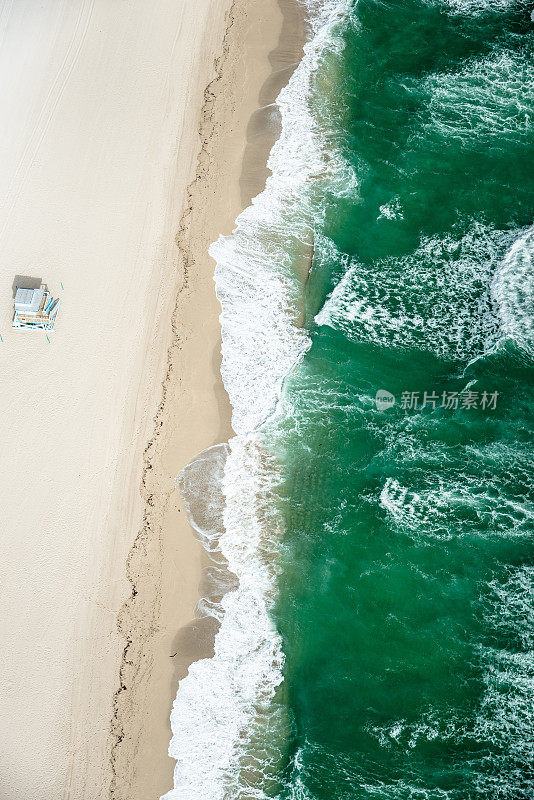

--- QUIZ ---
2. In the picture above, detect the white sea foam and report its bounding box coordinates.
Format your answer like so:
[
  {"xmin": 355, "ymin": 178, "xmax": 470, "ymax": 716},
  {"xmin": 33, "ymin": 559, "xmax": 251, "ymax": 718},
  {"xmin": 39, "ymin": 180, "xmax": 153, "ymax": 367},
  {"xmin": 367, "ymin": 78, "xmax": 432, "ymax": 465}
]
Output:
[
  {"xmin": 436, "ymin": 0, "xmax": 530, "ymax": 16},
  {"xmin": 380, "ymin": 450, "xmax": 534, "ymax": 542},
  {"xmin": 491, "ymin": 225, "xmax": 534, "ymax": 358},
  {"xmin": 473, "ymin": 566, "xmax": 534, "ymax": 798},
  {"xmin": 376, "ymin": 428, "xmax": 533, "ymax": 542},
  {"xmin": 315, "ymin": 224, "xmax": 512, "ymax": 362},
  {"xmin": 380, "ymin": 474, "xmax": 534, "ymax": 540},
  {"xmin": 418, "ymin": 50, "xmax": 534, "ymax": 147},
  {"xmin": 162, "ymin": 2, "xmax": 353, "ymax": 798},
  {"xmin": 377, "ymin": 197, "xmax": 403, "ymax": 221},
  {"xmin": 314, "ymin": 49, "xmax": 534, "ymax": 363},
  {"xmin": 163, "ymin": 438, "xmax": 286, "ymax": 800}
]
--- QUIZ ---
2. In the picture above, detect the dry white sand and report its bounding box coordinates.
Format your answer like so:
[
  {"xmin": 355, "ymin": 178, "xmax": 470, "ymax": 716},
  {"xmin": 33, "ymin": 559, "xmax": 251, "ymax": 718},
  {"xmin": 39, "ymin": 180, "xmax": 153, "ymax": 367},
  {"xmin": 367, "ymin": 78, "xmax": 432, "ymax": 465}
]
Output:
[{"xmin": 0, "ymin": 1, "xmax": 232, "ymax": 798}]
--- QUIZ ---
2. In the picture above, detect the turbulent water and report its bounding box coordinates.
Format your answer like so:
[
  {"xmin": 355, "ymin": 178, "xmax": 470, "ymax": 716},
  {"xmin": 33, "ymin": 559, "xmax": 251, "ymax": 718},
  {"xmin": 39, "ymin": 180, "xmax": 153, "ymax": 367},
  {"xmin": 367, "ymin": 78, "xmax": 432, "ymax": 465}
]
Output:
[{"xmin": 163, "ymin": 1, "xmax": 534, "ymax": 798}]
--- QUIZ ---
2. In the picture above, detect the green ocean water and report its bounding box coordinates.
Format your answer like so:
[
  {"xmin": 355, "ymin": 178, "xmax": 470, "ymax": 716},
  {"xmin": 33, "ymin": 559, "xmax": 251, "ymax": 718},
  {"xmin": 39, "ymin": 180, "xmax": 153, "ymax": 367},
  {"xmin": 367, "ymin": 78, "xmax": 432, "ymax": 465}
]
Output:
[{"xmin": 268, "ymin": 1, "xmax": 534, "ymax": 797}]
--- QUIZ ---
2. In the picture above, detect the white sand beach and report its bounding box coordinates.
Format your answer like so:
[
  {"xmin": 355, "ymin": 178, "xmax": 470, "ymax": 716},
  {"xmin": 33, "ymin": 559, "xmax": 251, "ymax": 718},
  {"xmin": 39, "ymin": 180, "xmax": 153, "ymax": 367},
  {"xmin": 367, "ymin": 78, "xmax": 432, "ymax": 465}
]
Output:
[
  {"xmin": 0, "ymin": 0, "xmax": 303, "ymax": 796},
  {"xmin": 0, "ymin": 1, "xmax": 233, "ymax": 797}
]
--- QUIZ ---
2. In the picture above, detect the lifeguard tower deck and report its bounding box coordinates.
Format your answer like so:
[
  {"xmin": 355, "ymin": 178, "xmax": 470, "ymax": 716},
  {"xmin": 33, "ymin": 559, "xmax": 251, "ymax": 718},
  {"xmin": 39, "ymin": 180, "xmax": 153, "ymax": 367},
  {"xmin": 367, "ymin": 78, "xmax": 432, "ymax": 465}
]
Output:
[{"xmin": 12, "ymin": 286, "xmax": 60, "ymax": 330}]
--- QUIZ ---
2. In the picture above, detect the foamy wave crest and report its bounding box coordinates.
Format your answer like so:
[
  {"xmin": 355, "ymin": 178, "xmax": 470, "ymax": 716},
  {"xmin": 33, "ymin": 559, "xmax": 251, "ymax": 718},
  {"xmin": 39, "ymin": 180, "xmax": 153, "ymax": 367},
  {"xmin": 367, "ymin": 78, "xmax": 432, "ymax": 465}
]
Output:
[
  {"xmin": 473, "ymin": 566, "xmax": 534, "ymax": 798},
  {"xmin": 164, "ymin": 439, "xmax": 287, "ymax": 800},
  {"xmin": 436, "ymin": 0, "xmax": 530, "ymax": 16},
  {"xmin": 482, "ymin": 566, "xmax": 534, "ymax": 651},
  {"xmin": 491, "ymin": 225, "xmax": 534, "ymax": 358},
  {"xmin": 418, "ymin": 50, "xmax": 534, "ymax": 147},
  {"xmin": 376, "ymin": 433, "xmax": 533, "ymax": 542},
  {"xmin": 366, "ymin": 710, "xmax": 465, "ymax": 752},
  {"xmin": 163, "ymin": 1, "xmax": 353, "ymax": 797},
  {"xmin": 380, "ymin": 475, "xmax": 534, "ymax": 540},
  {"xmin": 315, "ymin": 224, "xmax": 513, "ymax": 362}
]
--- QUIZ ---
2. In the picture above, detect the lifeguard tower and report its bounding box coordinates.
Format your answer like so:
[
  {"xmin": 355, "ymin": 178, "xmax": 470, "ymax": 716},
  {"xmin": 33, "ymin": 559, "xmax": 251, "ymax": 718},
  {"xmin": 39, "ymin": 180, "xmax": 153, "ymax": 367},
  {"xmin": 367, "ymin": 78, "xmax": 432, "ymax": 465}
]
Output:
[{"xmin": 12, "ymin": 286, "xmax": 60, "ymax": 330}]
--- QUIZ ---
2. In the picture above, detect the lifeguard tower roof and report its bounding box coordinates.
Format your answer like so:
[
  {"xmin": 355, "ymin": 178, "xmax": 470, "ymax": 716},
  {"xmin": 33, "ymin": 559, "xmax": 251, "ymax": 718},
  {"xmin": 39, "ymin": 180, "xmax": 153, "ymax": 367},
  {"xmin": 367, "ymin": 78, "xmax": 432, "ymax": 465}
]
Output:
[{"xmin": 14, "ymin": 288, "xmax": 45, "ymax": 313}]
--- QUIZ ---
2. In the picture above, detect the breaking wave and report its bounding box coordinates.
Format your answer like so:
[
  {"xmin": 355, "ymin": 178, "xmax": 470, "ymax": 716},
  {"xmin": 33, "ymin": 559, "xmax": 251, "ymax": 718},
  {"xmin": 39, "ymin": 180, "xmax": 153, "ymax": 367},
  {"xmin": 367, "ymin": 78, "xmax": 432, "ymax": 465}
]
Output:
[
  {"xmin": 315, "ymin": 224, "xmax": 514, "ymax": 362},
  {"xmin": 418, "ymin": 50, "xmax": 534, "ymax": 148},
  {"xmin": 492, "ymin": 225, "xmax": 534, "ymax": 357}
]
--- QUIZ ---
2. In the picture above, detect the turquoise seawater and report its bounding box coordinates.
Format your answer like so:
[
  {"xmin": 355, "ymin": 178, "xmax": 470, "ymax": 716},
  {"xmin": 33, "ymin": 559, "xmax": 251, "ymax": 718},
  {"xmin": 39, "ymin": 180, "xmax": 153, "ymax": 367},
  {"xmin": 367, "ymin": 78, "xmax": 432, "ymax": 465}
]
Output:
[{"xmin": 268, "ymin": 1, "xmax": 534, "ymax": 797}]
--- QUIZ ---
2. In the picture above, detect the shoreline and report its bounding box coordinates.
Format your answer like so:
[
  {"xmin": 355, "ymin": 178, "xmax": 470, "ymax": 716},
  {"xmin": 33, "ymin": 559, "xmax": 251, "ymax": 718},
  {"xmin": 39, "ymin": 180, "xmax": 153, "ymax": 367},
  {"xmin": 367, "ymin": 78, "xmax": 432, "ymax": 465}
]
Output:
[{"xmin": 110, "ymin": 1, "xmax": 306, "ymax": 798}]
